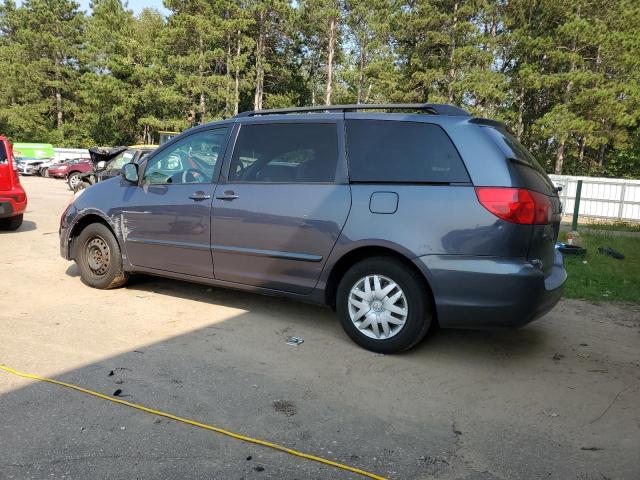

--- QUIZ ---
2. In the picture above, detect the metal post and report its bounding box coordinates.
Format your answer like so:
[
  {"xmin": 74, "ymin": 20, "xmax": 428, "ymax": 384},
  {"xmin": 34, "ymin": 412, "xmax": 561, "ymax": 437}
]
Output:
[
  {"xmin": 571, "ymin": 180, "xmax": 582, "ymax": 231},
  {"xmin": 618, "ymin": 183, "xmax": 627, "ymax": 219}
]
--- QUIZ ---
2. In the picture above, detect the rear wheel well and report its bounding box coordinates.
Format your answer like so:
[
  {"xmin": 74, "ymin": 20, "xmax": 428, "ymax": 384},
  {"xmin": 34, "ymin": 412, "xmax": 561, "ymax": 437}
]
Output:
[
  {"xmin": 69, "ymin": 214, "xmax": 117, "ymax": 259},
  {"xmin": 325, "ymin": 246, "xmax": 434, "ymax": 310}
]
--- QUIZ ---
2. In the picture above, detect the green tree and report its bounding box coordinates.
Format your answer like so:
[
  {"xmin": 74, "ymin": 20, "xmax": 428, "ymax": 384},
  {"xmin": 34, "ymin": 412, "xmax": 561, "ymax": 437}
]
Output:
[{"xmin": 0, "ymin": 0, "xmax": 84, "ymax": 144}]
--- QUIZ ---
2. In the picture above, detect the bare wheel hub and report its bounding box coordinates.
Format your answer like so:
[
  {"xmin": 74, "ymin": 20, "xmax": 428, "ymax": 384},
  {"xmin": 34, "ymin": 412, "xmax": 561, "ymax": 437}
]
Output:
[{"xmin": 85, "ymin": 236, "xmax": 110, "ymax": 276}]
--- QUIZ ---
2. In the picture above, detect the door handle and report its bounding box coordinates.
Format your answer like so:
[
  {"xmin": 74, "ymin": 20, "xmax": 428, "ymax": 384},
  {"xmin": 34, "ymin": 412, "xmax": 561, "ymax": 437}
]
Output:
[
  {"xmin": 216, "ymin": 190, "xmax": 239, "ymax": 201},
  {"xmin": 189, "ymin": 192, "xmax": 211, "ymax": 201}
]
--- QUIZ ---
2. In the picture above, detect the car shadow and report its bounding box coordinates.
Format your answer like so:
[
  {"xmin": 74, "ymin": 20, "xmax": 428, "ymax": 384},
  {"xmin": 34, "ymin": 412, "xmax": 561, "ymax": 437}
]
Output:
[
  {"xmin": 0, "ymin": 279, "xmax": 574, "ymax": 480},
  {"xmin": 0, "ymin": 219, "xmax": 37, "ymax": 233},
  {"xmin": 121, "ymin": 273, "xmax": 548, "ymax": 362},
  {"xmin": 63, "ymin": 263, "xmax": 549, "ymax": 362}
]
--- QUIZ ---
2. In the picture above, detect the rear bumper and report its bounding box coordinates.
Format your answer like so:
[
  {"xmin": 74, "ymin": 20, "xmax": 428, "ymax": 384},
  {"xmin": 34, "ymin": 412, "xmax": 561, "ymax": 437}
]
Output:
[
  {"xmin": 0, "ymin": 191, "xmax": 27, "ymax": 219},
  {"xmin": 414, "ymin": 250, "xmax": 566, "ymax": 329}
]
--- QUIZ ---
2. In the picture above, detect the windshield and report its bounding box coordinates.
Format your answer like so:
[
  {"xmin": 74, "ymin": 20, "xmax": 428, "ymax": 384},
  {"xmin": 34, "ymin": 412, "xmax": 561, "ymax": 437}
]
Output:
[{"xmin": 106, "ymin": 151, "xmax": 135, "ymax": 171}]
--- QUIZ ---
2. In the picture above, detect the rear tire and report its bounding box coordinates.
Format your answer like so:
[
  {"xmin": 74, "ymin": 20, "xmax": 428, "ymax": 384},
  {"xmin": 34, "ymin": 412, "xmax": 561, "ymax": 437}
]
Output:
[
  {"xmin": 75, "ymin": 223, "xmax": 128, "ymax": 289},
  {"xmin": 0, "ymin": 214, "xmax": 23, "ymax": 231},
  {"xmin": 336, "ymin": 257, "xmax": 432, "ymax": 353}
]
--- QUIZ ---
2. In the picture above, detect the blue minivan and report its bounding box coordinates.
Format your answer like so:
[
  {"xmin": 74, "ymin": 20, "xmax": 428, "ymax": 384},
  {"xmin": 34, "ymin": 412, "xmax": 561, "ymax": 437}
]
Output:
[{"xmin": 59, "ymin": 104, "xmax": 566, "ymax": 353}]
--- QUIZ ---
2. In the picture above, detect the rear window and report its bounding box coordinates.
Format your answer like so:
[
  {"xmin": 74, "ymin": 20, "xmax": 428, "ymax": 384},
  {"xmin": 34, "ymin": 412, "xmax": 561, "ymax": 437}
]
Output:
[
  {"xmin": 483, "ymin": 127, "xmax": 547, "ymax": 175},
  {"xmin": 0, "ymin": 142, "xmax": 6, "ymax": 163},
  {"xmin": 483, "ymin": 126, "xmax": 556, "ymax": 194},
  {"xmin": 345, "ymin": 120, "xmax": 469, "ymax": 183}
]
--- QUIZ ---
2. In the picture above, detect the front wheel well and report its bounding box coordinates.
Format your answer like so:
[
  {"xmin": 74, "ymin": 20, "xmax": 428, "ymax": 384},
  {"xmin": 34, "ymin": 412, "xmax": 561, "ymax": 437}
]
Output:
[
  {"xmin": 324, "ymin": 246, "xmax": 434, "ymax": 311},
  {"xmin": 69, "ymin": 214, "xmax": 117, "ymax": 259}
]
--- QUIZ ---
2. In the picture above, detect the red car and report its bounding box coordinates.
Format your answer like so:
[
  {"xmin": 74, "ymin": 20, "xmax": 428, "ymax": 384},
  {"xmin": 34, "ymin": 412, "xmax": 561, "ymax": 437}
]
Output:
[
  {"xmin": 49, "ymin": 158, "xmax": 92, "ymax": 182},
  {"xmin": 0, "ymin": 136, "xmax": 27, "ymax": 230}
]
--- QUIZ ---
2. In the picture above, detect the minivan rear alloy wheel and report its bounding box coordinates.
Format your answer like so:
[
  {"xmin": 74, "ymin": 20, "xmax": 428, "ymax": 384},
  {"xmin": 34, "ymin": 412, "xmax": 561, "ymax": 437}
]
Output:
[
  {"xmin": 337, "ymin": 257, "xmax": 432, "ymax": 353},
  {"xmin": 76, "ymin": 223, "xmax": 128, "ymax": 289}
]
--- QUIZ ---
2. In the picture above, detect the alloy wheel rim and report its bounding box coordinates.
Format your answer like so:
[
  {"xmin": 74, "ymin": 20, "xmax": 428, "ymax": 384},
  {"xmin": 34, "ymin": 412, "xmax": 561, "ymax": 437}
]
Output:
[
  {"xmin": 85, "ymin": 236, "xmax": 110, "ymax": 276},
  {"xmin": 69, "ymin": 174, "xmax": 80, "ymax": 188},
  {"xmin": 348, "ymin": 274, "xmax": 408, "ymax": 340}
]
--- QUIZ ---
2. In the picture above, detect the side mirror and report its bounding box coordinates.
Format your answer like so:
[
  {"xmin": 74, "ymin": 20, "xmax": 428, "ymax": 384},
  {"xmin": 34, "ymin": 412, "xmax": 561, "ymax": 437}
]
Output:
[
  {"xmin": 122, "ymin": 163, "xmax": 139, "ymax": 183},
  {"xmin": 96, "ymin": 161, "xmax": 106, "ymax": 170}
]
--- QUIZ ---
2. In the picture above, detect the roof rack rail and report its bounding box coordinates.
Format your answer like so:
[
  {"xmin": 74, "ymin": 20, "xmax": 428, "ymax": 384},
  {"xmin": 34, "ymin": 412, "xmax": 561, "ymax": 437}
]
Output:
[{"xmin": 234, "ymin": 103, "xmax": 471, "ymax": 118}]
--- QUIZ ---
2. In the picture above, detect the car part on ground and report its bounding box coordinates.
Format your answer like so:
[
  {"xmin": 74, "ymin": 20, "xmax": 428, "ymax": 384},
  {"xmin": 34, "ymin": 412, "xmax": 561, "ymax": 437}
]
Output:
[
  {"xmin": 59, "ymin": 103, "xmax": 566, "ymax": 353},
  {"xmin": 598, "ymin": 246, "xmax": 625, "ymax": 260},
  {"xmin": 556, "ymin": 243, "xmax": 587, "ymax": 255}
]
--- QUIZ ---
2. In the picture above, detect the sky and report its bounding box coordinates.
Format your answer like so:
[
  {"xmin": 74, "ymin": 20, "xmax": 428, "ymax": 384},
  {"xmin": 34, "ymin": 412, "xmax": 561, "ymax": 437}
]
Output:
[{"xmin": 76, "ymin": 0, "xmax": 170, "ymax": 16}]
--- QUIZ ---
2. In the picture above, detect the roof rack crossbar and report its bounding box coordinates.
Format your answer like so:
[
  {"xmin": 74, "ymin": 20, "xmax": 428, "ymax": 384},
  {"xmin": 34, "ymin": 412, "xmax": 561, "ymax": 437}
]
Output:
[{"xmin": 234, "ymin": 103, "xmax": 470, "ymax": 118}]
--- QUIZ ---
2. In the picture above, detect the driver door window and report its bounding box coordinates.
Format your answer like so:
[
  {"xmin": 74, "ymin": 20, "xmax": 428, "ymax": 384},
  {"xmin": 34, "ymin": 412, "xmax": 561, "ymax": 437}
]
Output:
[{"xmin": 143, "ymin": 128, "xmax": 229, "ymax": 184}]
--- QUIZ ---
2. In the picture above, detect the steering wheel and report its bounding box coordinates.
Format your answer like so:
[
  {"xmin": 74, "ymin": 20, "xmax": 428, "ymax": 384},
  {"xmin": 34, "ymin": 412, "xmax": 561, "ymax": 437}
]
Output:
[{"xmin": 181, "ymin": 168, "xmax": 208, "ymax": 183}]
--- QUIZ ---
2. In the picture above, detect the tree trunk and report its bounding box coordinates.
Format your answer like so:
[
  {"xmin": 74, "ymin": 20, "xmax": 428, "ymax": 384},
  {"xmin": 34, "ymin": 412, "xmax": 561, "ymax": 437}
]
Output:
[
  {"xmin": 198, "ymin": 35, "xmax": 205, "ymax": 123},
  {"xmin": 225, "ymin": 33, "xmax": 231, "ymax": 116},
  {"xmin": 597, "ymin": 143, "xmax": 606, "ymax": 166},
  {"xmin": 234, "ymin": 31, "xmax": 241, "ymax": 116},
  {"xmin": 364, "ymin": 83, "xmax": 373, "ymax": 103},
  {"xmin": 254, "ymin": 9, "xmax": 266, "ymax": 111},
  {"xmin": 555, "ymin": 137, "xmax": 566, "ymax": 174},
  {"xmin": 55, "ymin": 90, "xmax": 63, "ymax": 128},
  {"xmin": 516, "ymin": 85, "xmax": 525, "ymax": 141},
  {"xmin": 199, "ymin": 92, "xmax": 206, "ymax": 124},
  {"xmin": 325, "ymin": 17, "xmax": 337, "ymax": 106},
  {"xmin": 357, "ymin": 46, "xmax": 365, "ymax": 104},
  {"xmin": 447, "ymin": 2, "xmax": 459, "ymax": 104},
  {"xmin": 555, "ymin": 18, "xmax": 579, "ymax": 175}
]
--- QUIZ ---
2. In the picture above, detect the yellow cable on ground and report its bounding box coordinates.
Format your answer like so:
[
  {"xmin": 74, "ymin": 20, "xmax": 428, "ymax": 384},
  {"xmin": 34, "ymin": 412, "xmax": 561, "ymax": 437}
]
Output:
[{"xmin": 0, "ymin": 364, "xmax": 386, "ymax": 480}]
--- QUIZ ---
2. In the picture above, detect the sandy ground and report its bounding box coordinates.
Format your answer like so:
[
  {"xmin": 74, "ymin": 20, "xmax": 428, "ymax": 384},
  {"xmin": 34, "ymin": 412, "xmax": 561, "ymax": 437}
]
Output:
[{"xmin": 0, "ymin": 176, "xmax": 639, "ymax": 480}]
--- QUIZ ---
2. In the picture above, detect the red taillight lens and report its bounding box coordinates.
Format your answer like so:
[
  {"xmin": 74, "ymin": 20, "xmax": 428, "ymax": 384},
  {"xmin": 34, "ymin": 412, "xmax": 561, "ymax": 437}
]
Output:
[{"xmin": 475, "ymin": 187, "xmax": 550, "ymax": 225}]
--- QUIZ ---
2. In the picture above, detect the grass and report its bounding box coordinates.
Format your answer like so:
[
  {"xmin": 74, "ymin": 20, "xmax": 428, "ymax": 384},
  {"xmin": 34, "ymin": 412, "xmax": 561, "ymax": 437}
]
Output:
[
  {"xmin": 561, "ymin": 220, "xmax": 640, "ymax": 233},
  {"xmin": 562, "ymin": 230, "xmax": 640, "ymax": 303},
  {"xmin": 580, "ymin": 221, "xmax": 640, "ymax": 233}
]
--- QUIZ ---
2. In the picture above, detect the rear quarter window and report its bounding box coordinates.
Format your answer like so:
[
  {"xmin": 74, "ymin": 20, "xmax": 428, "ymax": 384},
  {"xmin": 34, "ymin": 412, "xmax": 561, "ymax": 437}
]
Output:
[
  {"xmin": 345, "ymin": 120, "xmax": 469, "ymax": 183},
  {"xmin": 0, "ymin": 142, "xmax": 7, "ymax": 163},
  {"xmin": 482, "ymin": 126, "xmax": 556, "ymax": 195}
]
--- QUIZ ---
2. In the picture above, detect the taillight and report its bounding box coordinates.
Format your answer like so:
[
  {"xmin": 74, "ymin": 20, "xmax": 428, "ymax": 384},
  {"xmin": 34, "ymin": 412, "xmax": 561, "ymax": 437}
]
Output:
[
  {"xmin": 475, "ymin": 187, "xmax": 550, "ymax": 225},
  {"xmin": 12, "ymin": 164, "xmax": 21, "ymax": 185}
]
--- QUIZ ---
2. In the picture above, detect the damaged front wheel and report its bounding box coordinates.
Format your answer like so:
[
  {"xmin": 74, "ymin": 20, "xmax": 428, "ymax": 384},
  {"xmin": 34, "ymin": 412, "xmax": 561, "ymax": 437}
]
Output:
[{"xmin": 76, "ymin": 223, "xmax": 128, "ymax": 289}]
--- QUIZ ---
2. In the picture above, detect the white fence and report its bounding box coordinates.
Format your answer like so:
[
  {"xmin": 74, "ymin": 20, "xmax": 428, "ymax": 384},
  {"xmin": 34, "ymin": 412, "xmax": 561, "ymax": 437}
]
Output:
[
  {"xmin": 54, "ymin": 148, "xmax": 89, "ymax": 162},
  {"xmin": 549, "ymin": 175, "xmax": 640, "ymax": 221}
]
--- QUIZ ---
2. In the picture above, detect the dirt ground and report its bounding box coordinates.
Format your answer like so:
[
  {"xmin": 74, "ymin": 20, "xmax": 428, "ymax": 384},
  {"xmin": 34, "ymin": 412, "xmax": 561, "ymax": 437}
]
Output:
[{"xmin": 1, "ymin": 176, "xmax": 639, "ymax": 480}]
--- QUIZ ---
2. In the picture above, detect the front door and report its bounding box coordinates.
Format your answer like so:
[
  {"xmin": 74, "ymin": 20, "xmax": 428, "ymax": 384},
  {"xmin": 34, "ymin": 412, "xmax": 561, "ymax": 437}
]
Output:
[
  {"xmin": 121, "ymin": 127, "xmax": 230, "ymax": 277},
  {"xmin": 212, "ymin": 120, "xmax": 350, "ymax": 294}
]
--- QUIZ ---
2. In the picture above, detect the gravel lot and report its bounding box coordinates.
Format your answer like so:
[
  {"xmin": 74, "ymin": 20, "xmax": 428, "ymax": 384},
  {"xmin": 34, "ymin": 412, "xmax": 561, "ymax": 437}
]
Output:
[{"xmin": 1, "ymin": 176, "xmax": 639, "ymax": 480}]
